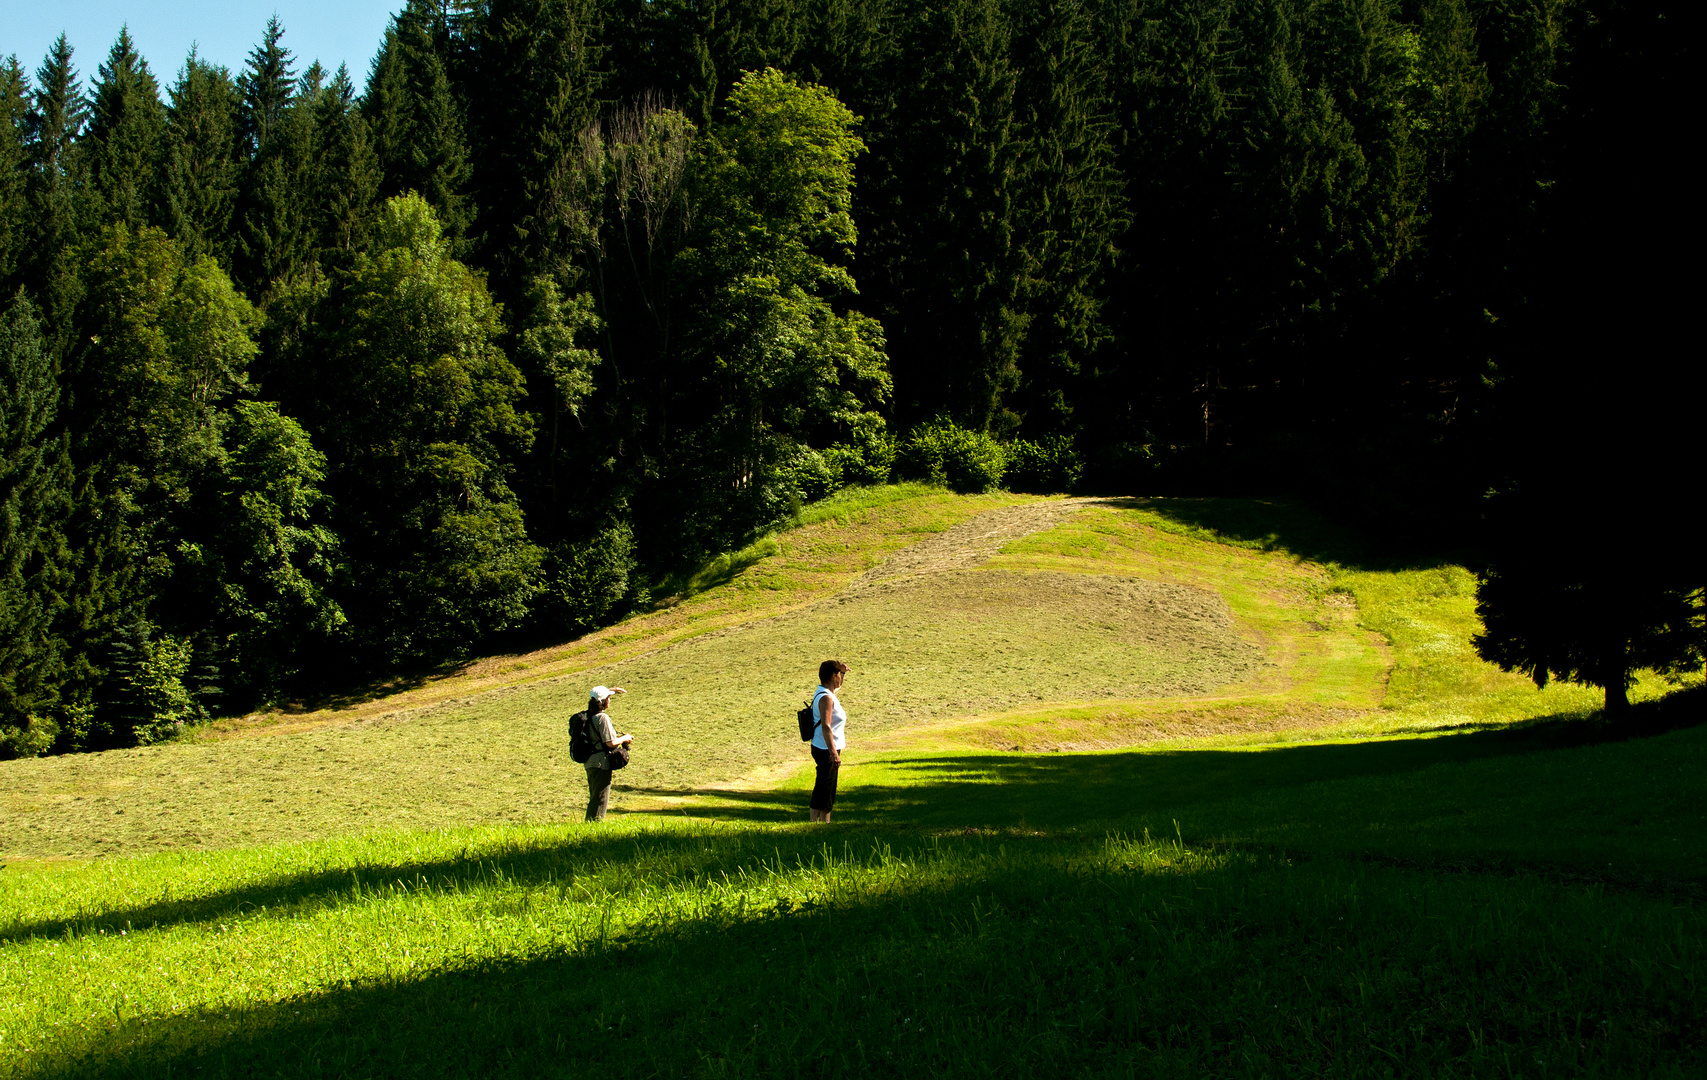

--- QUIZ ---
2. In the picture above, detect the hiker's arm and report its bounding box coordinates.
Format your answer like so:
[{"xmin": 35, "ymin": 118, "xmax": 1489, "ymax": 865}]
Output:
[
  {"xmin": 601, "ymin": 689, "xmax": 631, "ymax": 748},
  {"xmin": 819, "ymin": 695, "xmax": 839, "ymax": 763}
]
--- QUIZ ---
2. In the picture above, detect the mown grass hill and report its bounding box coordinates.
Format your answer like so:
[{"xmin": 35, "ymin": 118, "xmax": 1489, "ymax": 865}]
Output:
[{"xmin": 2, "ymin": 489, "xmax": 1701, "ymax": 1078}]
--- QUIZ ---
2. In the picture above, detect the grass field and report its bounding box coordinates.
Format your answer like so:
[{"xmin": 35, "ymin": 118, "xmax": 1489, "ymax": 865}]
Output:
[{"xmin": 1, "ymin": 489, "xmax": 1701, "ymax": 1077}]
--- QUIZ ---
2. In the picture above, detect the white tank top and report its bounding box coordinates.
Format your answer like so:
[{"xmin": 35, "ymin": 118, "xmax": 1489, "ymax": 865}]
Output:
[{"xmin": 810, "ymin": 686, "xmax": 846, "ymax": 750}]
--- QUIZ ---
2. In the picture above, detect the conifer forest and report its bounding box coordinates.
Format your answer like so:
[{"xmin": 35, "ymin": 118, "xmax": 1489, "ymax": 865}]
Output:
[{"xmin": 0, "ymin": 0, "xmax": 1698, "ymax": 754}]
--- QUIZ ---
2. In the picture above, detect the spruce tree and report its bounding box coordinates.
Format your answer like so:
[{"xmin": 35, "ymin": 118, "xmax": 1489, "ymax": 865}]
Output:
[
  {"xmin": 470, "ymin": 0, "xmax": 604, "ymax": 288},
  {"xmin": 1008, "ymin": 0, "xmax": 1126, "ymax": 436},
  {"xmin": 1208, "ymin": 0, "xmax": 1421, "ymax": 455},
  {"xmin": 1087, "ymin": 0, "xmax": 1237, "ymax": 453},
  {"xmin": 159, "ymin": 52, "xmax": 242, "ymax": 267},
  {"xmin": 56, "ymin": 226, "xmax": 187, "ymax": 742},
  {"xmin": 1472, "ymin": 0, "xmax": 1701, "ymax": 717},
  {"xmin": 677, "ymin": 0, "xmax": 808, "ymax": 127},
  {"xmin": 400, "ymin": 2, "xmax": 475, "ymax": 240},
  {"xmin": 875, "ymin": 0, "xmax": 1026, "ymax": 431},
  {"xmin": 22, "ymin": 36, "xmax": 89, "ymax": 344},
  {"xmin": 363, "ymin": 5, "xmax": 475, "ymax": 244},
  {"xmin": 1224, "ymin": 1, "xmax": 1346, "ymax": 357},
  {"xmin": 236, "ymin": 17, "xmax": 295, "ymax": 157},
  {"xmin": 406, "ymin": 49, "xmax": 473, "ymax": 242},
  {"xmin": 232, "ymin": 19, "xmax": 313, "ymax": 297},
  {"xmin": 361, "ymin": 30, "xmax": 412, "ymax": 190},
  {"xmin": 1474, "ymin": 533, "xmax": 1705, "ymax": 718},
  {"xmin": 0, "ymin": 58, "xmax": 29, "ymax": 293},
  {"xmin": 0, "ymin": 295, "xmax": 71, "ymax": 750},
  {"xmin": 794, "ymin": 0, "xmax": 899, "ymax": 96},
  {"xmin": 84, "ymin": 27, "xmax": 166, "ymax": 231},
  {"xmin": 309, "ymin": 65, "xmax": 380, "ymax": 262},
  {"xmin": 1413, "ymin": 0, "xmax": 1488, "ymax": 187}
]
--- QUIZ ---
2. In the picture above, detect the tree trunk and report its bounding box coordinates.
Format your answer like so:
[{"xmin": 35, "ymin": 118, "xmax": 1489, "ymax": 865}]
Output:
[
  {"xmin": 1604, "ymin": 677, "xmax": 1630, "ymax": 717},
  {"xmin": 1603, "ymin": 633, "xmax": 1631, "ymax": 718}
]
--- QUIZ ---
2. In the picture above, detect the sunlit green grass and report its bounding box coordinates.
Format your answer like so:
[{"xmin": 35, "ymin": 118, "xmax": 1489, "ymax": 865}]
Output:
[
  {"xmin": 2, "ymin": 493, "xmax": 1703, "ymax": 1077},
  {"xmin": 872, "ymin": 497, "xmax": 1649, "ymax": 767},
  {"xmin": 2, "ymin": 783, "xmax": 1701, "ymax": 1078},
  {"xmin": 672, "ymin": 485, "xmax": 965, "ymax": 597},
  {"xmin": 737, "ymin": 705, "xmax": 1707, "ymax": 883}
]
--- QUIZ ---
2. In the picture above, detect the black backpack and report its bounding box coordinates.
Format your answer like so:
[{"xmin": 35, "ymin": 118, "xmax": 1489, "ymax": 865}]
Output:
[
  {"xmin": 569, "ymin": 711, "xmax": 596, "ymax": 762},
  {"xmin": 797, "ymin": 699, "xmax": 816, "ymax": 741}
]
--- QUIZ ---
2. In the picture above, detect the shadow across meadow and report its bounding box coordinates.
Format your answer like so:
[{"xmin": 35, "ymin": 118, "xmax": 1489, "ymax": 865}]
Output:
[
  {"xmin": 1129, "ymin": 496, "xmax": 1375, "ymax": 567},
  {"xmin": 0, "ymin": 825, "xmax": 827, "ymax": 946},
  {"xmin": 0, "ymin": 720, "xmax": 1556, "ymax": 944},
  {"xmin": 682, "ymin": 705, "xmax": 1680, "ymax": 826},
  {"xmin": 672, "ymin": 694, "xmax": 1707, "ymax": 886},
  {"xmin": 19, "ymin": 835, "xmax": 1692, "ymax": 1080},
  {"xmin": 10, "ymin": 693, "xmax": 1699, "ymax": 947},
  {"xmin": 16, "ymin": 843, "xmax": 1266, "ymax": 1080}
]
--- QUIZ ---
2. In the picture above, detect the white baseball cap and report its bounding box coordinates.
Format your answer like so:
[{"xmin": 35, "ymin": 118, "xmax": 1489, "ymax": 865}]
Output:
[{"xmin": 590, "ymin": 686, "xmax": 614, "ymax": 702}]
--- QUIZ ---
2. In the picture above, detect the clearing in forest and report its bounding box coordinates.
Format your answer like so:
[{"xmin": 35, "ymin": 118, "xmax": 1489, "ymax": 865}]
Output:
[{"xmin": 0, "ymin": 488, "xmax": 1640, "ymax": 856}]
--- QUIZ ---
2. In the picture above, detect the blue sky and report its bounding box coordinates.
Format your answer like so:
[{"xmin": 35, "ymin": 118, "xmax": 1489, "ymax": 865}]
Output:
[{"xmin": 1, "ymin": 2, "xmax": 405, "ymax": 85}]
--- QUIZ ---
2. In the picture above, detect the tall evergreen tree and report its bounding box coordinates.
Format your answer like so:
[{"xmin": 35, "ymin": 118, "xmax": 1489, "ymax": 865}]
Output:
[
  {"xmin": 232, "ymin": 20, "xmax": 314, "ymax": 297},
  {"xmin": 1008, "ymin": 0, "xmax": 1126, "ymax": 436},
  {"xmin": 795, "ymin": 0, "xmax": 901, "ymax": 95},
  {"xmin": 404, "ymin": 47, "xmax": 473, "ymax": 241},
  {"xmin": 234, "ymin": 129, "xmax": 315, "ymax": 297},
  {"xmin": 1472, "ymin": 0, "xmax": 1701, "ymax": 716},
  {"xmin": 357, "ymin": 5, "xmax": 477, "ymax": 250},
  {"xmin": 872, "ymin": 0, "xmax": 1026, "ymax": 430},
  {"xmin": 0, "ymin": 58, "xmax": 29, "ymax": 293},
  {"xmin": 1384, "ymin": 0, "xmax": 1548, "ymax": 483},
  {"xmin": 470, "ymin": 0, "xmax": 604, "ymax": 289},
  {"xmin": 309, "ymin": 65, "xmax": 381, "ymax": 262},
  {"xmin": 0, "ymin": 295, "xmax": 71, "ymax": 753},
  {"xmin": 361, "ymin": 30, "xmax": 412, "ymax": 188},
  {"xmin": 1090, "ymin": 0, "xmax": 1237, "ymax": 453},
  {"xmin": 22, "ymin": 35, "xmax": 89, "ymax": 343},
  {"xmin": 84, "ymin": 27, "xmax": 165, "ymax": 231},
  {"xmin": 1413, "ymin": 0, "xmax": 1488, "ymax": 188},
  {"xmin": 371, "ymin": 3, "xmax": 476, "ymax": 242},
  {"xmin": 55, "ymin": 225, "xmax": 182, "ymax": 744},
  {"xmin": 158, "ymin": 52, "xmax": 242, "ymax": 267},
  {"xmin": 682, "ymin": 0, "xmax": 809, "ymax": 127},
  {"xmin": 237, "ymin": 17, "xmax": 296, "ymax": 157}
]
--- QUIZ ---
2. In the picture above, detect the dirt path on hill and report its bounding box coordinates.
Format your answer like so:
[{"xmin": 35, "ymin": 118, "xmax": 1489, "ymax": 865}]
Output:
[
  {"xmin": 849, "ymin": 496, "xmax": 1118, "ymax": 589},
  {"xmin": 648, "ymin": 496, "xmax": 1125, "ymax": 659}
]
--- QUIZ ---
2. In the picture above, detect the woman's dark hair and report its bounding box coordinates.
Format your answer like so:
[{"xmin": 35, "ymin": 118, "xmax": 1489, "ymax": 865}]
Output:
[
  {"xmin": 819, "ymin": 660, "xmax": 848, "ymax": 685},
  {"xmin": 588, "ymin": 693, "xmax": 607, "ymax": 715}
]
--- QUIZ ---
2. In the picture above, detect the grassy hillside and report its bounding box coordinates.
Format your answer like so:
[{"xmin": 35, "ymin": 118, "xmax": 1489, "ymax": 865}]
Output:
[
  {"xmin": 4, "ymin": 490, "xmax": 1647, "ymax": 857},
  {"xmin": 1, "ymin": 489, "xmax": 1701, "ymax": 1077}
]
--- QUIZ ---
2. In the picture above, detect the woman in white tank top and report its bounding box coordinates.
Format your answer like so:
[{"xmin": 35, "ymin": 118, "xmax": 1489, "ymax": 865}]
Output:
[{"xmin": 810, "ymin": 660, "xmax": 849, "ymax": 822}]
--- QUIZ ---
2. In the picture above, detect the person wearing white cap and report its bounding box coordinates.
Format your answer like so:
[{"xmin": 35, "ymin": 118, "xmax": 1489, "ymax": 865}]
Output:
[{"xmin": 584, "ymin": 685, "xmax": 631, "ymax": 821}]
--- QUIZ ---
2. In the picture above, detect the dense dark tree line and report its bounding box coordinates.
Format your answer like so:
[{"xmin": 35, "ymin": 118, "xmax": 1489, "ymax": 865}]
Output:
[{"xmin": 0, "ymin": 0, "xmax": 1696, "ymax": 751}]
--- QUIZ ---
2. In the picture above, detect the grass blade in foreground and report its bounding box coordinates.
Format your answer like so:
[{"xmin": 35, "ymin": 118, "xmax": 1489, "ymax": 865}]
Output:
[{"xmin": 2, "ymin": 821, "xmax": 1700, "ymax": 1078}]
